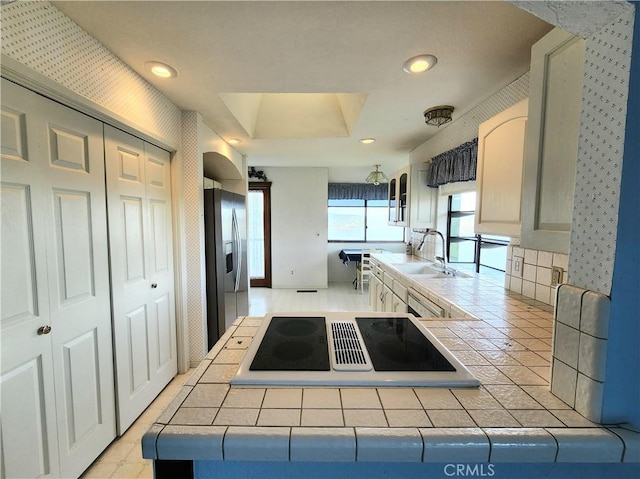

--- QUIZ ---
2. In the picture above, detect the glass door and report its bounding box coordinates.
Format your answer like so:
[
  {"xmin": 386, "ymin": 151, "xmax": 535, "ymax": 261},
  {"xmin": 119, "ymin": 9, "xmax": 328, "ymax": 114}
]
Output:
[{"xmin": 248, "ymin": 182, "xmax": 272, "ymax": 287}]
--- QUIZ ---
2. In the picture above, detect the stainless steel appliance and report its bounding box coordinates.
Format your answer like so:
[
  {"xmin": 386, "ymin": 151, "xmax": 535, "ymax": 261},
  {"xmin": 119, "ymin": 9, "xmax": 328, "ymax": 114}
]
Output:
[
  {"xmin": 204, "ymin": 188, "xmax": 248, "ymax": 349},
  {"xmin": 232, "ymin": 312, "xmax": 478, "ymax": 387}
]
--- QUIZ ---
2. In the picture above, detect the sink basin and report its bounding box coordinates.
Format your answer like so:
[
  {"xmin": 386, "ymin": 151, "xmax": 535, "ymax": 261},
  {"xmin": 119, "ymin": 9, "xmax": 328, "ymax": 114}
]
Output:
[
  {"xmin": 390, "ymin": 263, "xmax": 444, "ymax": 275},
  {"xmin": 390, "ymin": 263, "xmax": 469, "ymax": 278}
]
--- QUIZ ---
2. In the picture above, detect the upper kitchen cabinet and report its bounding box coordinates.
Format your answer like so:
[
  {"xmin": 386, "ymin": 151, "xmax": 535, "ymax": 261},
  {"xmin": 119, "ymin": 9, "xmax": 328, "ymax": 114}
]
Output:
[
  {"xmin": 521, "ymin": 28, "xmax": 585, "ymax": 253},
  {"xmin": 388, "ymin": 165, "xmax": 410, "ymax": 226},
  {"xmin": 409, "ymin": 163, "xmax": 437, "ymax": 229},
  {"xmin": 475, "ymin": 98, "xmax": 529, "ymax": 237}
]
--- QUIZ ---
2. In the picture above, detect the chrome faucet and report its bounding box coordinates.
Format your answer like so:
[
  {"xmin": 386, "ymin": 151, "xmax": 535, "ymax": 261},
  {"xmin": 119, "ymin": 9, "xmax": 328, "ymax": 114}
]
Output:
[{"xmin": 418, "ymin": 229, "xmax": 456, "ymax": 276}]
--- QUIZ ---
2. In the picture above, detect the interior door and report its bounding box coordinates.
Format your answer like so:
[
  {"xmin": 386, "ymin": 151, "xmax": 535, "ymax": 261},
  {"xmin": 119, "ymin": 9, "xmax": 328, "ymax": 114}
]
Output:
[
  {"xmin": 248, "ymin": 182, "xmax": 272, "ymax": 288},
  {"xmin": 105, "ymin": 125, "xmax": 177, "ymax": 434},
  {"xmin": 1, "ymin": 80, "xmax": 61, "ymax": 478},
  {"xmin": 1, "ymin": 79, "xmax": 116, "ymax": 478}
]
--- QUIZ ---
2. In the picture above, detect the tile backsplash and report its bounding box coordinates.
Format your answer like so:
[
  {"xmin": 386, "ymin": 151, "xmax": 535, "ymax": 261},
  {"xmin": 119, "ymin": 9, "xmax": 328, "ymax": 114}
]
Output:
[
  {"xmin": 409, "ymin": 232, "xmax": 568, "ymax": 308},
  {"xmin": 505, "ymin": 244, "xmax": 569, "ymax": 307}
]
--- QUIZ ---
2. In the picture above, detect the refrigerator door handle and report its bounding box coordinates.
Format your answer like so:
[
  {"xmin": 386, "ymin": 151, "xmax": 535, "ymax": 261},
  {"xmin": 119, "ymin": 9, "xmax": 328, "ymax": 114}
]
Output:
[{"xmin": 232, "ymin": 208, "xmax": 241, "ymax": 293}]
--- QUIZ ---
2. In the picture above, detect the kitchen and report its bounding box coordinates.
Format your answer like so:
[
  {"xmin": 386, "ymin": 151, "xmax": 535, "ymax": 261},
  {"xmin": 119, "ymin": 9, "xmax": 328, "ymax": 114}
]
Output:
[{"xmin": 1, "ymin": 1, "xmax": 639, "ymax": 478}]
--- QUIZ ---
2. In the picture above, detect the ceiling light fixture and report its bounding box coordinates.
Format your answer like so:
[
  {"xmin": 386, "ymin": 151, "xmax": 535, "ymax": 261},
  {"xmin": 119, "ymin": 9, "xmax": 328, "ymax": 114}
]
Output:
[
  {"xmin": 402, "ymin": 54, "xmax": 438, "ymax": 74},
  {"xmin": 365, "ymin": 164, "xmax": 389, "ymax": 186},
  {"xmin": 144, "ymin": 61, "xmax": 178, "ymax": 78},
  {"xmin": 359, "ymin": 138, "xmax": 376, "ymax": 144},
  {"xmin": 227, "ymin": 138, "xmax": 242, "ymax": 145},
  {"xmin": 424, "ymin": 105, "xmax": 454, "ymax": 127}
]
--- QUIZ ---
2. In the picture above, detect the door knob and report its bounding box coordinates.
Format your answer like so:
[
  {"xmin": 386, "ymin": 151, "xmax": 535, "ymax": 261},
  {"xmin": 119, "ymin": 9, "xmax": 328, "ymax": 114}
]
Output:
[
  {"xmin": 37, "ymin": 325, "xmax": 52, "ymax": 335},
  {"xmin": 151, "ymin": 283, "xmax": 158, "ymax": 289}
]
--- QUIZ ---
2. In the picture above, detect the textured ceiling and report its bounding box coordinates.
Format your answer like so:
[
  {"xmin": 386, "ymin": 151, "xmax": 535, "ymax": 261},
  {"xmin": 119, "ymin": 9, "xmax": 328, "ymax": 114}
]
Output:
[{"xmin": 53, "ymin": 1, "xmax": 553, "ymax": 170}]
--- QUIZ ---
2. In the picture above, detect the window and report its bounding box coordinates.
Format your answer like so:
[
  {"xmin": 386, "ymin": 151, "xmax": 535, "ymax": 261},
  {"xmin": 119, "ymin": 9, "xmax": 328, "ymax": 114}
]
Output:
[
  {"xmin": 328, "ymin": 199, "xmax": 404, "ymax": 242},
  {"xmin": 447, "ymin": 192, "xmax": 509, "ymax": 272}
]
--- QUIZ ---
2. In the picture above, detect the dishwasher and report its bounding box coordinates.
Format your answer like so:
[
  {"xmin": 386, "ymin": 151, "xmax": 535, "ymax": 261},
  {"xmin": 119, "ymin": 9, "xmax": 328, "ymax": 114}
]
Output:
[{"xmin": 407, "ymin": 289, "xmax": 445, "ymax": 318}]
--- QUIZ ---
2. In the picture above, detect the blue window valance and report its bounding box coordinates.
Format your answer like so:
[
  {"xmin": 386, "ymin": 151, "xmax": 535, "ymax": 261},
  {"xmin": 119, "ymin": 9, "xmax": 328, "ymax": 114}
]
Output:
[
  {"xmin": 427, "ymin": 138, "xmax": 478, "ymax": 188},
  {"xmin": 328, "ymin": 183, "xmax": 388, "ymax": 200}
]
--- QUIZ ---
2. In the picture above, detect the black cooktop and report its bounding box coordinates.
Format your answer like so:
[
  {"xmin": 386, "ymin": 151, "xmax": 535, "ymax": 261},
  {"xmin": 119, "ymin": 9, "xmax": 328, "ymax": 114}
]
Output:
[
  {"xmin": 356, "ymin": 317, "xmax": 456, "ymax": 372},
  {"xmin": 249, "ymin": 315, "xmax": 456, "ymax": 373},
  {"xmin": 250, "ymin": 316, "xmax": 330, "ymax": 371}
]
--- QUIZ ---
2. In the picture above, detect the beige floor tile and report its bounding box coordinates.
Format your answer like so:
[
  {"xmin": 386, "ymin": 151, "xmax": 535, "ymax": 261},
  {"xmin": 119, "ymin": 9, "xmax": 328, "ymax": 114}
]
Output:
[{"xmin": 110, "ymin": 460, "xmax": 147, "ymax": 479}]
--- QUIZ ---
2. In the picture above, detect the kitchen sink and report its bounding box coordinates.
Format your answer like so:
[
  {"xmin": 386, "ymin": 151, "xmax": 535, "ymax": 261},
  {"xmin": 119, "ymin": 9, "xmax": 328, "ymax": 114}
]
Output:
[
  {"xmin": 389, "ymin": 262, "xmax": 469, "ymax": 278},
  {"xmin": 390, "ymin": 263, "xmax": 448, "ymax": 276}
]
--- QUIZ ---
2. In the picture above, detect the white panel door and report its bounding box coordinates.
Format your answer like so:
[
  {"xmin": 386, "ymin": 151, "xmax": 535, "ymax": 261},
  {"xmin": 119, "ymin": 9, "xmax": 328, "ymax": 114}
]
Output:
[
  {"xmin": 105, "ymin": 125, "xmax": 177, "ymax": 434},
  {"xmin": 1, "ymin": 79, "xmax": 116, "ymax": 478},
  {"xmin": 1, "ymin": 86, "xmax": 60, "ymax": 478}
]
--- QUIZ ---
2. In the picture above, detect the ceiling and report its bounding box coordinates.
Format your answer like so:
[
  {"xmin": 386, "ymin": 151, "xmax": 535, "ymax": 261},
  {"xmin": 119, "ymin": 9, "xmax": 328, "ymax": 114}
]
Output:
[{"xmin": 53, "ymin": 1, "xmax": 552, "ymax": 172}]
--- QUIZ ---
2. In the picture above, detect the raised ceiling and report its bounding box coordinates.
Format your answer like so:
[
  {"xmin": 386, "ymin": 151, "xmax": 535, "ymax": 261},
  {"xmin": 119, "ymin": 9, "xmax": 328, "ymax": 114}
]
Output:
[{"xmin": 53, "ymin": 1, "xmax": 552, "ymax": 170}]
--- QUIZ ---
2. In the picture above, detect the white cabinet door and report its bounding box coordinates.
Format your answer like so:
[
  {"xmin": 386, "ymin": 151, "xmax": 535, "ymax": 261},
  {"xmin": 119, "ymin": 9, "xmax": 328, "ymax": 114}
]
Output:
[
  {"xmin": 410, "ymin": 164, "xmax": 437, "ymax": 229},
  {"xmin": 387, "ymin": 166, "xmax": 411, "ymax": 226},
  {"xmin": 105, "ymin": 125, "xmax": 177, "ymax": 434},
  {"xmin": 369, "ymin": 274, "xmax": 380, "ymax": 311},
  {"xmin": 521, "ymin": 28, "xmax": 585, "ymax": 253},
  {"xmin": 1, "ymin": 79, "xmax": 116, "ymax": 478},
  {"xmin": 475, "ymin": 98, "xmax": 528, "ymax": 237}
]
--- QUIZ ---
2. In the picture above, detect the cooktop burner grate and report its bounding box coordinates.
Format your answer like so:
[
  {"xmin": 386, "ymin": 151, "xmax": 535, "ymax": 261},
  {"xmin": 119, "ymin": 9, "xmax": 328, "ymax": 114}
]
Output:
[{"xmin": 330, "ymin": 321, "xmax": 371, "ymax": 371}]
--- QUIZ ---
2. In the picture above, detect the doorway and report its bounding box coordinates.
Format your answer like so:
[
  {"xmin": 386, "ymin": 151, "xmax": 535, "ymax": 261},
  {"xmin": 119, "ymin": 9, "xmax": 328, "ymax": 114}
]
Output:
[{"xmin": 248, "ymin": 182, "xmax": 272, "ymax": 287}]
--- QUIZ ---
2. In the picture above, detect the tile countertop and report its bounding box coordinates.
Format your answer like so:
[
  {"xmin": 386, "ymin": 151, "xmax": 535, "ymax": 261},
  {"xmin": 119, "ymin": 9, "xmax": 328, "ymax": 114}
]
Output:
[{"xmin": 142, "ymin": 254, "xmax": 640, "ymax": 465}]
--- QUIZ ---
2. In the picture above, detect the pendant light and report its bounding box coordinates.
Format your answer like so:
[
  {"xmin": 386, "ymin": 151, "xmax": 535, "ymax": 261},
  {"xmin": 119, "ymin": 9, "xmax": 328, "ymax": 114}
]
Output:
[{"xmin": 365, "ymin": 165, "xmax": 389, "ymax": 186}]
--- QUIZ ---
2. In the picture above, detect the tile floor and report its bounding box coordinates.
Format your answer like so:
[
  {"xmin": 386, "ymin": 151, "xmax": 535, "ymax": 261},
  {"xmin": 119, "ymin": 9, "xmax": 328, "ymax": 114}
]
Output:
[
  {"xmin": 80, "ymin": 369, "xmax": 194, "ymax": 478},
  {"xmin": 80, "ymin": 282, "xmax": 370, "ymax": 478}
]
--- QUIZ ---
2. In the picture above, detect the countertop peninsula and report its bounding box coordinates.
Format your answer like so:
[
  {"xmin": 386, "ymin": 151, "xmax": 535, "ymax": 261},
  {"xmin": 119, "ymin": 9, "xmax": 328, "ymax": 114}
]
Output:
[{"xmin": 142, "ymin": 254, "xmax": 639, "ymax": 477}]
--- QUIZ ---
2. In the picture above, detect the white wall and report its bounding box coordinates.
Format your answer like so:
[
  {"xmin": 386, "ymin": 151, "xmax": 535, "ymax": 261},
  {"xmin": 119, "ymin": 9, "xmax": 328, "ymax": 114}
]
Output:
[{"xmin": 263, "ymin": 167, "xmax": 329, "ymax": 289}]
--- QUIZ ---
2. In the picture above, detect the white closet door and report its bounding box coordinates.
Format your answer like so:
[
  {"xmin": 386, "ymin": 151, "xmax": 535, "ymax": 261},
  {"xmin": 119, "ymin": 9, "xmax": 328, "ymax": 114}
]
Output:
[
  {"xmin": 1, "ymin": 81, "xmax": 61, "ymax": 478},
  {"xmin": 1, "ymin": 79, "xmax": 116, "ymax": 478},
  {"xmin": 105, "ymin": 125, "xmax": 177, "ymax": 434}
]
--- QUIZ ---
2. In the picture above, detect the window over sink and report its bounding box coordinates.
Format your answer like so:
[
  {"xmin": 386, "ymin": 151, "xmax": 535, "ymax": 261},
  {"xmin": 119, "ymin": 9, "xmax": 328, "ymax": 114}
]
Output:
[{"xmin": 447, "ymin": 192, "xmax": 509, "ymax": 273}]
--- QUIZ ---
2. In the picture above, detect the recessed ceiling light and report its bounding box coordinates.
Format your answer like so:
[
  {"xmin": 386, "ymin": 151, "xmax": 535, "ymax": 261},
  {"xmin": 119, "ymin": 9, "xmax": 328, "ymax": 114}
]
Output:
[
  {"xmin": 402, "ymin": 54, "xmax": 438, "ymax": 74},
  {"xmin": 227, "ymin": 138, "xmax": 242, "ymax": 145},
  {"xmin": 359, "ymin": 138, "xmax": 376, "ymax": 144},
  {"xmin": 144, "ymin": 61, "xmax": 178, "ymax": 78}
]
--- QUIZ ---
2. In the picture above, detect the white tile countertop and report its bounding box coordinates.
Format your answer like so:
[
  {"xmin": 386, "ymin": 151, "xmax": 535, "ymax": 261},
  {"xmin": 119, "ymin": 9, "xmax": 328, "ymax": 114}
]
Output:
[{"xmin": 142, "ymin": 254, "xmax": 640, "ymax": 468}]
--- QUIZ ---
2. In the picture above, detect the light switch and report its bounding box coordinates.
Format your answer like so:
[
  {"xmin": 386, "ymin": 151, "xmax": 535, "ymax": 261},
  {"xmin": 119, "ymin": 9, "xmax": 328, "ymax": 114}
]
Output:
[
  {"xmin": 513, "ymin": 257, "xmax": 523, "ymax": 277},
  {"xmin": 551, "ymin": 266, "xmax": 564, "ymax": 286}
]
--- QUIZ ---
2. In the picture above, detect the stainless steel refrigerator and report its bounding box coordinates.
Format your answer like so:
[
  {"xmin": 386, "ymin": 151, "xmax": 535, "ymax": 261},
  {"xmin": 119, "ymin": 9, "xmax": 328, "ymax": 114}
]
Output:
[{"xmin": 204, "ymin": 188, "xmax": 249, "ymax": 350}]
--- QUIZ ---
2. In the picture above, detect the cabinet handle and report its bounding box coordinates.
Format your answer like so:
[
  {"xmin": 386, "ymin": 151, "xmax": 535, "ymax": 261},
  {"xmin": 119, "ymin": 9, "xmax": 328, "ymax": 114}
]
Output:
[
  {"xmin": 37, "ymin": 325, "xmax": 52, "ymax": 335},
  {"xmin": 151, "ymin": 283, "xmax": 158, "ymax": 289}
]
